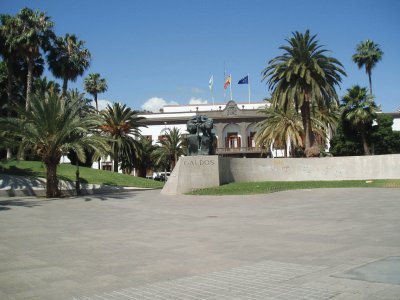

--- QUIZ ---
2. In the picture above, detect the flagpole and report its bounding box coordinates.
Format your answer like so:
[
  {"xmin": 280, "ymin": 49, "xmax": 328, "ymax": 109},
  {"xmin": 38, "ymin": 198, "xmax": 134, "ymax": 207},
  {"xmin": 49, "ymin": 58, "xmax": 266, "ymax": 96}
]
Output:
[
  {"xmin": 229, "ymin": 74, "xmax": 233, "ymax": 101},
  {"xmin": 224, "ymin": 62, "xmax": 226, "ymax": 101},
  {"xmin": 209, "ymin": 75, "xmax": 214, "ymax": 106},
  {"xmin": 248, "ymin": 73, "xmax": 251, "ymax": 104}
]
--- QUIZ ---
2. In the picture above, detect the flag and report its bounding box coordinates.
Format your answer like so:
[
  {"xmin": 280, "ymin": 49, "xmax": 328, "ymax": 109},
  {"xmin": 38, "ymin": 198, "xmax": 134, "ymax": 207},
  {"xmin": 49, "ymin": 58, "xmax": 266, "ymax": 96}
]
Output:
[
  {"xmin": 209, "ymin": 75, "xmax": 214, "ymax": 91},
  {"xmin": 238, "ymin": 75, "xmax": 248, "ymax": 84},
  {"xmin": 224, "ymin": 75, "xmax": 231, "ymax": 90}
]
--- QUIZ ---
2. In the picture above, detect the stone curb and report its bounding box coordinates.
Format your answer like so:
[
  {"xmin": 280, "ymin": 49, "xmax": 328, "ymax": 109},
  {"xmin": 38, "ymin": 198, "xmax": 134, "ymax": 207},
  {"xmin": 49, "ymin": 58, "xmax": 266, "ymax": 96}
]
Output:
[{"xmin": 0, "ymin": 174, "xmax": 157, "ymax": 197}]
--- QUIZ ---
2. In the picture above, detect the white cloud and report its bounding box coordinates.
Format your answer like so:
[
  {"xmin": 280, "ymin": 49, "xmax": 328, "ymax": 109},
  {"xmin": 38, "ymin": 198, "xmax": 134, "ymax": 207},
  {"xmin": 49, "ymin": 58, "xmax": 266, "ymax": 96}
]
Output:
[
  {"xmin": 191, "ymin": 87, "xmax": 205, "ymax": 94},
  {"xmin": 97, "ymin": 99, "xmax": 113, "ymax": 111},
  {"xmin": 189, "ymin": 97, "xmax": 208, "ymax": 105},
  {"xmin": 141, "ymin": 97, "xmax": 179, "ymax": 112}
]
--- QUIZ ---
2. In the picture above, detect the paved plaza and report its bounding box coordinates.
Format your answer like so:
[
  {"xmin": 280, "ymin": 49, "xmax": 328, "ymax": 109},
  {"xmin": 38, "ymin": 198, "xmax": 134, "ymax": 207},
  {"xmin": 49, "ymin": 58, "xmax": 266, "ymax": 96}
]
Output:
[{"xmin": 0, "ymin": 188, "xmax": 400, "ymax": 299}]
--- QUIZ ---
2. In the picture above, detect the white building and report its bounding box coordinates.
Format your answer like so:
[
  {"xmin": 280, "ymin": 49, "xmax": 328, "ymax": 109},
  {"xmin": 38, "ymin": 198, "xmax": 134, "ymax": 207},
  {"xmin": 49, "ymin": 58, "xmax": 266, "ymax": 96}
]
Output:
[
  {"xmin": 92, "ymin": 101, "xmax": 400, "ymax": 173},
  {"xmin": 139, "ymin": 100, "xmax": 272, "ymax": 158}
]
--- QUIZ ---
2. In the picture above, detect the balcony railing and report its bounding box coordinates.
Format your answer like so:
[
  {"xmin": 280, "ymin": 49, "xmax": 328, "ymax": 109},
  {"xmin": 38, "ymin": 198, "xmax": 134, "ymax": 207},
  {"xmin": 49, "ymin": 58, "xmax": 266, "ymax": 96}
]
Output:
[{"xmin": 216, "ymin": 147, "xmax": 263, "ymax": 154}]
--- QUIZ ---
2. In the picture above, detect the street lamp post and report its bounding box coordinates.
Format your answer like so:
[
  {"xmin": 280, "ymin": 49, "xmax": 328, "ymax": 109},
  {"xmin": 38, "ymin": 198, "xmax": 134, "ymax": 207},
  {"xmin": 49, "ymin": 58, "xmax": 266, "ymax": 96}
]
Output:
[
  {"xmin": 164, "ymin": 122, "xmax": 167, "ymax": 183},
  {"xmin": 75, "ymin": 158, "xmax": 81, "ymax": 195}
]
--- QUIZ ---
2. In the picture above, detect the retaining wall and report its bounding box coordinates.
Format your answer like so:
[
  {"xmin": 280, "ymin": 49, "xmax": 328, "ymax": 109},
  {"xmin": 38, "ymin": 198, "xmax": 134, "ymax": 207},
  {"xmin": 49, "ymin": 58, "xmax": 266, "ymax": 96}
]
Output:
[
  {"xmin": 162, "ymin": 154, "xmax": 400, "ymax": 194},
  {"xmin": 220, "ymin": 154, "xmax": 400, "ymax": 182}
]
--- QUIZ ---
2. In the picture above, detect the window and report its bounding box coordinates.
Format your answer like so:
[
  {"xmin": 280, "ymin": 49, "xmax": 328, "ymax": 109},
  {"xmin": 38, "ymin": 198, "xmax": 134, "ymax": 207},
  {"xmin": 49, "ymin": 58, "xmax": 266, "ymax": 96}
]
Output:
[
  {"xmin": 248, "ymin": 132, "xmax": 256, "ymax": 148},
  {"xmin": 225, "ymin": 132, "xmax": 241, "ymax": 148}
]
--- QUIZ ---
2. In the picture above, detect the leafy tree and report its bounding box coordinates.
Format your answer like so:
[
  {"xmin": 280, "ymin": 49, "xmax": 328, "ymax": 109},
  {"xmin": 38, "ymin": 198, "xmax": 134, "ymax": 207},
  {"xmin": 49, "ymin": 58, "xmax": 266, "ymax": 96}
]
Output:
[
  {"xmin": 153, "ymin": 127, "xmax": 186, "ymax": 170},
  {"xmin": 0, "ymin": 90, "xmax": 109, "ymax": 197},
  {"xmin": 342, "ymin": 85, "xmax": 379, "ymax": 155},
  {"xmin": 255, "ymin": 105, "xmax": 303, "ymax": 157},
  {"xmin": 352, "ymin": 40, "xmax": 383, "ymax": 95},
  {"xmin": 131, "ymin": 137, "xmax": 159, "ymax": 177},
  {"xmin": 262, "ymin": 30, "xmax": 346, "ymax": 156},
  {"xmin": 12, "ymin": 7, "xmax": 54, "ymax": 111},
  {"xmin": 47, "ymin": 33, "xmax": 91, "ymax": 97},
  {"xmin": 84, "ymin": 73, "xmax": 107, "ymax": 111},
  {"xmin": 100, "ymin": 103, "xmax": 144, "ymax": 172},
  {"xmin": 329, "ymin": 121, "xmax": 364, "ymax": 156},
  {"xmin": 33, "ymin": 76, "xmax": 60, "ymax": 95},
  {"xmin": 371, "ymin": 114, "xmax": 400, "ymax": 154}
]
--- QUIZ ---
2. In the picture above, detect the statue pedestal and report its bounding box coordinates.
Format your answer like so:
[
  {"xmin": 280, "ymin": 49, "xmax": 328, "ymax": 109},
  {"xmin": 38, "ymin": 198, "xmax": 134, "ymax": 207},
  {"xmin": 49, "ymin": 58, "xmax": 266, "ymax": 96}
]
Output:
[{"xmin": 161, "ymin": 156, "xmax": 222, "ymax": 195}]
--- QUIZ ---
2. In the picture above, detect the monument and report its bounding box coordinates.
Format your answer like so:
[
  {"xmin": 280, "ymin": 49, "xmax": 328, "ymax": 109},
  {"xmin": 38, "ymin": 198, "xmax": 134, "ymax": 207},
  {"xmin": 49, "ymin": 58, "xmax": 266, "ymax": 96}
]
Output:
[
  {"xmin": 186, "ymin": 115, "xmax": 216, "ymax": 156},
  {"xmin": 161, "ymin": 115, "xmax": 222, "ymax": 195}
]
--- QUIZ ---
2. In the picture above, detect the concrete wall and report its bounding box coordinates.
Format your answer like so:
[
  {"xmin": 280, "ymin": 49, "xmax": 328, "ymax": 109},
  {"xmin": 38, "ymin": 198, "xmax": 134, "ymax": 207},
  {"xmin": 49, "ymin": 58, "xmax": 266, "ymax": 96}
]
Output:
[
  {"xmin": 161, "ymin": 156, "xmax": 221, "ymax": 195},
  {"xmin": 220, "ymin": 154, "xmax": 400, "ymax": 182},
  {"xmin": 161, "ymin": 154, "xmax": 400, "ymax": 194}
]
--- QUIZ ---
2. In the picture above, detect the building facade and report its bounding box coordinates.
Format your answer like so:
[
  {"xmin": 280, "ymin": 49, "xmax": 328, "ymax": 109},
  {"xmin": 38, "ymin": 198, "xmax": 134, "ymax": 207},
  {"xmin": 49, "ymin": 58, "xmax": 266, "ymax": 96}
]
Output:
[
  {"xmin": 139, "ymin": 100, "xmax": 273, "ymax": 158},
  {"xmin": 90, "ymin": 101, "xmax": 400, "ymax": 173}
]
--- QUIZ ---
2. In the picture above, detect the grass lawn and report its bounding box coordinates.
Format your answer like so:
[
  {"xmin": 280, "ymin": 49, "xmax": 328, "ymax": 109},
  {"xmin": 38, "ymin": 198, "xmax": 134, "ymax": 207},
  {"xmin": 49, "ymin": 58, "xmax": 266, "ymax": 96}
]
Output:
[
  {"xmin": 188, "ymin": 179, "xmax": 400, "ymax": 195},
  {"xmin": 0, "ymin": 160, "xmax": 164, "ymax": 189}
]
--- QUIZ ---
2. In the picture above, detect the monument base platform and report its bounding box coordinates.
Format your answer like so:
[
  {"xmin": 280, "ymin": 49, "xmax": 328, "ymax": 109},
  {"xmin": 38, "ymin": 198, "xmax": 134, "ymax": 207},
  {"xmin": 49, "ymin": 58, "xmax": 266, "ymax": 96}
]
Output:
[{"xmin": 161, "ymin": 156, "xmax": 222, "ymax": 195}]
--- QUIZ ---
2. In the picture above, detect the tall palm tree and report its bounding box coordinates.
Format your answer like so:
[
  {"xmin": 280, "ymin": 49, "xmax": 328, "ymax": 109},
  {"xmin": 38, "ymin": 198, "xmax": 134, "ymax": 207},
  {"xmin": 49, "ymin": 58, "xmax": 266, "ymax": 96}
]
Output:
[
  {"xmin": 352, "ymin": 40, "xmax": 383, "ymax": 95},
  {"xmin": 0, "ymin": 90, "xmax": 109, "ymax": 197},
  {"xmin": 47, "ymin": 34, "xmax": 91, "ymax": 97},
  {"xmin": 153, "ymin": 127, "xmax": 186, "ymax": 170},
  {"xmin": 255, "ymin": 105, "xmax": 303, "ymax": 157},
  {"xmin": 84, "ymin": 73, "xmax": 107, "ymax": 111},
  {"xmin": 342, "ymin": 85, "xmax": 380, "ymax": 155},
  {"xmin": 0, "ymin": 14, "xmax": 19, "ymax": 158},
  {"xmin": 100, "ymin": 103, "xmax": 144, "ymax": 172},
  {"xmin": 0, "ymin": 14, "xmax": 17, "ymax": 110},
  {"xmin": 262, "ymin": 30, "xmax": 346, "ymax": 156},
  {"xmin": 12, "ymin": 7, "xmax": 54, "ymax": 111}
]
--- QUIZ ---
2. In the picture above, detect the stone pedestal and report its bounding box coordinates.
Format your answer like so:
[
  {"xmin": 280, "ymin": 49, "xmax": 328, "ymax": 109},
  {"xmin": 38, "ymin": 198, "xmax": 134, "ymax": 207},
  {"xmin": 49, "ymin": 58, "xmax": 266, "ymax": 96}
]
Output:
[{"xmin": 161, "ymin": 156, "xmax": 220, "ymax": 195}]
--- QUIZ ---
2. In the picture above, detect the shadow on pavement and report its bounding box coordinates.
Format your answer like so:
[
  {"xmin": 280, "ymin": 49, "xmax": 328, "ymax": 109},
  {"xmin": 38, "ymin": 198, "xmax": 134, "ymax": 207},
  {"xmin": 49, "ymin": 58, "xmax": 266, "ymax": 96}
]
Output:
[{"xmin": 0, "ymin": 198, "xmax": 41, "ymax": 210}]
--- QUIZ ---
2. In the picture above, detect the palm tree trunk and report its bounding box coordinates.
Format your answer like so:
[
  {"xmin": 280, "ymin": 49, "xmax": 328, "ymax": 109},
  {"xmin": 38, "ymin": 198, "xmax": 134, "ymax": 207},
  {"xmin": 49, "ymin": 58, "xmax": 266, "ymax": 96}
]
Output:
[
  {"xmin": 300, "ymin": 101, "xmax": 314, "ymax": 151},
  {"xmin": 62, "ymin": 77, "xmax": 68, "ymax": 98},
  {"xmin": 360, "ymin": 131, "xmax": 370, "ymax": 155},
  {"xmin": 96, "ymin": 93, "xmax": 100, "ymax": 170},
  {"xmin": 25, "ymin": 57, "xmax": 33, "ymax": 112},
  {"xmin": 6, "ymin": 61, "xmax": 14, "ymax": 159},
  {"xmin": 368, "ymin": 71, "xmax": 373, "ymax": 95},
  {"xmin": 94, "ymin": 93, "xmax": 98, "ymax": 111},
  {"xmin": 45, "ymin": 160, "xmax": 61, "ymax": 198},
  {"xmin": 113, "ymin": 152, "xmax": 119, "ymax": 172}
]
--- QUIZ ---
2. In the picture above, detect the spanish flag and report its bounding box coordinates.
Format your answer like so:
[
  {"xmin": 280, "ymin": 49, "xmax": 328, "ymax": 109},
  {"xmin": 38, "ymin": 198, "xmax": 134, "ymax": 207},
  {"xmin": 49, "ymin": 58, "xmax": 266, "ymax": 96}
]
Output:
[{"xmin": 224, "ymin": 75, "xmax": 231, "ymax": 90}]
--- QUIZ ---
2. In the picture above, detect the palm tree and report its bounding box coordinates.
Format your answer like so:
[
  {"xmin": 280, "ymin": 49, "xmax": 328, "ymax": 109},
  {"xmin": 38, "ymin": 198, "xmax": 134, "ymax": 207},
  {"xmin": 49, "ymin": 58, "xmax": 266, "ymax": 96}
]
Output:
[
  {"xmin": 153, "ymin": 127, "xmax": 186, "ymax": 170},
  {"xmin": 0, "ymin": 14, "xmax": 19, "ymax": 158},
  {"xmin": 352, "ymin": 40, "xmax": 383, "ymax": 95},
  {"xmin": 262, "ymin": 30, "xmax": 346, "ymax": 156},
  {"xmin": 131, "ymin": 137, "xmax": 159, "ymax": 177},
  {"xmin": 342, "ymin": 85, "xmax": 380, "ymax": 155},
  {"xmin": 255, "ymin": 105, "xmax": 303, "ymax": 157},
  {"xmin": 47, "ymin": 34, "xmax": 91, "ymax": 97},
  {"xmin": 84, "ymin": 73, "xmax": 107, "ymax": 111},
  {"xmin": 0, "ymin": 90, "xmax": 109, "ymax": 197},
  {"xmin": 0, "ymin": 14, "xmax": 17, "ymax": 109},
  {"xmin": 100, "ymin": 103, "xmax": 144, "ymax": 172},
  {"xmin": 33, "ymin": 76, "xmax": 60, "ymax": 95},
  {"xmin": 12, "ymin": 7, "xmax": 54, "ymax": 111}
]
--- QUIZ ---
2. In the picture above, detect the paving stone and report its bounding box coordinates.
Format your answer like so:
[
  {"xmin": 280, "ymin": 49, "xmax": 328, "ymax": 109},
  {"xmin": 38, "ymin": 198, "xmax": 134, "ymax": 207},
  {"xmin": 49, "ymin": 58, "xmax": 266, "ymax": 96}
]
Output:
[
  {"xmin": 75, "ymin": 260, "xmax": 339, "ymax": 299},
  {"xmin": 1, "ymin": 189, "xmax": 400, "ymax": 299}
]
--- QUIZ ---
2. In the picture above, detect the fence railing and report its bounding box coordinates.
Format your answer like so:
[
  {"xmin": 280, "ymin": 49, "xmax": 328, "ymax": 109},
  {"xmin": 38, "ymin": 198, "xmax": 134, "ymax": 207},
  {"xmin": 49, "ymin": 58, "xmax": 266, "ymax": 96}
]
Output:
[{"xmin": 216, "ymin": 147, "xmax": 263, "ymax": 154}]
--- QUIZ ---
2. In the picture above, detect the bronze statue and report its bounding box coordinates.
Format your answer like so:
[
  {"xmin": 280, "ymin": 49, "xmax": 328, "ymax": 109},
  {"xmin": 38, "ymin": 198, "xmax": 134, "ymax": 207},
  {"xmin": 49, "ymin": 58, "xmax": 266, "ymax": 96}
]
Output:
[{"xmin": 187, "ymin": 115, "xmax": 216, "ymax": 155}]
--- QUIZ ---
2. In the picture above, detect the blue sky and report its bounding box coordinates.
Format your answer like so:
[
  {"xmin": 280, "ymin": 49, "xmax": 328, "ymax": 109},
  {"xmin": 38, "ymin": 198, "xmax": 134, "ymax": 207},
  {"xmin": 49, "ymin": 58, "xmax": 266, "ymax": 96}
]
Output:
[{"xmin": 2, "ymin": 0, "xmax": 400, "ymax": 112}]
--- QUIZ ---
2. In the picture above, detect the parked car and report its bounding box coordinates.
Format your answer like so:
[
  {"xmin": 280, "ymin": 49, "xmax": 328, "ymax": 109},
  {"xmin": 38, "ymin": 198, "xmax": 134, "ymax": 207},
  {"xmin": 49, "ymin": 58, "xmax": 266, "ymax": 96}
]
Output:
[{"xmin": 153, "ymin": 172, "xmax": 170, "ymax": 181}]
